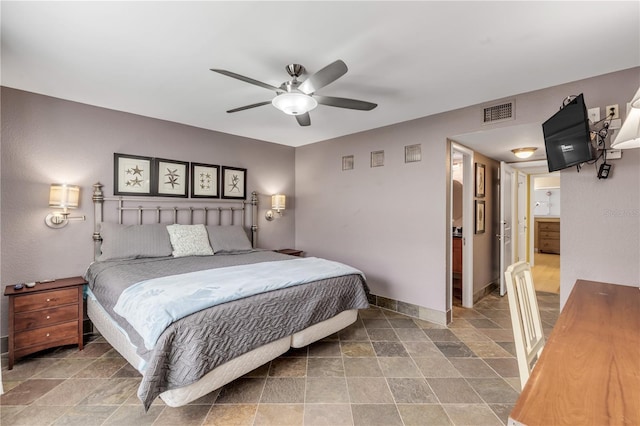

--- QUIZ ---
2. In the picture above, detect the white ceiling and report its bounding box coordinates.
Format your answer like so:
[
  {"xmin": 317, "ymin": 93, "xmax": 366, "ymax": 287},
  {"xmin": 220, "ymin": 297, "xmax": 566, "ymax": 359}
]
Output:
[{"xmin": 2, "ymin": 1, "xmax": 639, "ymax": 151}]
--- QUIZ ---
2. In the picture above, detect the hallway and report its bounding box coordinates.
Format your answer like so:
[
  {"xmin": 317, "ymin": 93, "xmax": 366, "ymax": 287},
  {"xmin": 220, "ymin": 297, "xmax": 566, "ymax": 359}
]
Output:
[{"xmin": 531, "ymin": 253, "xmax": 560, "ymax": 294}]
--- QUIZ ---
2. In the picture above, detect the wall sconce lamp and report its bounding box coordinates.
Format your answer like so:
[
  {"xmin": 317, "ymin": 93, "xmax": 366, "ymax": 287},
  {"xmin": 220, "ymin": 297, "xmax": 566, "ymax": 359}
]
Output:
[
  {"xmin": 265, "ymin": 194, "xmax": 286, "ymax": 221},
  {"xmin": 611, "ymin": 86, "xmax": 640, "ymax": 149},
  {"xmin": 511, "ymin": 147, "xmax": 537, "ymax": 159},
  {"xmin": 45, "ymin": 183, "xmax": 86, "ymax": 228}
]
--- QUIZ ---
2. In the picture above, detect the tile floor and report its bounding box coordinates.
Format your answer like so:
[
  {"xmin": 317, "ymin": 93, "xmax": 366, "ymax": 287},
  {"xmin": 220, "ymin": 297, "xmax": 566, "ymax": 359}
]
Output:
[{"xmin": 1, "ymin": 290, "xmax": 559, "ymax": 426}]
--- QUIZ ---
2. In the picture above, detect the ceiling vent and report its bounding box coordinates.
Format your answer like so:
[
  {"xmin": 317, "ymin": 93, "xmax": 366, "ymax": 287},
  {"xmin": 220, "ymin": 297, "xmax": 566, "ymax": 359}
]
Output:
[{"xmin": 482, "ymin": 100, "xmax": 515, "ymax": 124}]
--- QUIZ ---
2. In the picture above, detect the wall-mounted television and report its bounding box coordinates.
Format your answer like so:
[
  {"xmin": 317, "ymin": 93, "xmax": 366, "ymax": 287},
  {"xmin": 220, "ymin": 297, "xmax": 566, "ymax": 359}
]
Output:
[{"xmin": 542, "ymin": 94, "xmax": 594, "ymax": 172}]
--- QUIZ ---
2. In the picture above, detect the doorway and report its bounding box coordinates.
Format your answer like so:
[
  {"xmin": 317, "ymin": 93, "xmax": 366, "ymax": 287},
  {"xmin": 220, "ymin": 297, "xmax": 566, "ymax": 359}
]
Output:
[{"xmin": 450, "ymin": 143, "xmax": 474, "ymax": 309}]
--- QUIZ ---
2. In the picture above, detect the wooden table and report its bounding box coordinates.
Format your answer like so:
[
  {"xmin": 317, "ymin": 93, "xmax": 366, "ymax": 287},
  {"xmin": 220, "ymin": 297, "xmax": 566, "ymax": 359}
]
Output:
[{"xmin": 509, "ymin": 279, "xmax": 640, "ymax": 426}]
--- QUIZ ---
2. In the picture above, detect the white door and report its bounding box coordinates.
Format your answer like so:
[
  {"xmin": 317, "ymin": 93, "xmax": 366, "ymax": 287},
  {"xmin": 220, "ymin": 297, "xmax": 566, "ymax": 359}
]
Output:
[
  {"xmin": 517, "ymin": 172, "xmax": 527, "ymax": 262},
  {"xmin": 499, "ymin": 161, "xmax": 516, "ymax": 296}
]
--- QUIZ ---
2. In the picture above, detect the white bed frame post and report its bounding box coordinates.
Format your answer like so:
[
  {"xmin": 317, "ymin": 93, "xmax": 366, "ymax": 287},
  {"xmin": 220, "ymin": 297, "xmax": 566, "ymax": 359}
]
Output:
[{"xmin": 92, "ymin": 182, "xmax": 105, "ymax": 260}]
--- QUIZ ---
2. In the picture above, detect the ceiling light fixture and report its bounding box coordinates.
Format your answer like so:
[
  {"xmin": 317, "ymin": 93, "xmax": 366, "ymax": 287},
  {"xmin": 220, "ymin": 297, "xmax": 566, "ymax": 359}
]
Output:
[
  {"xmin": 611, "ymin": 86, "xmax": 640, "ymax": 149},
  {"xmin": 511, "ymin": 147, "xmax": 538, "ymax": 159},
  {"xmin": 271, "ymin": 93, "xmax": 318, "ymax": 116}
]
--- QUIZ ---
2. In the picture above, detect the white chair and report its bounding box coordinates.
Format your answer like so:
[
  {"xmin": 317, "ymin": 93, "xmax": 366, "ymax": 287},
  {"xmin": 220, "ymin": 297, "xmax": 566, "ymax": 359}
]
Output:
[{"xmin": 504, "ymin": 261, "xmax": 545, "ymax": 390}]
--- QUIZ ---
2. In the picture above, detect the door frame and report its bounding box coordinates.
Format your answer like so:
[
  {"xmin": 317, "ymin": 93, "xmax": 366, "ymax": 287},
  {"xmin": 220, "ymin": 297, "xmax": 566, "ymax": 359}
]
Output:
[
  {"xmin": 499, "ymin": 161, "xmax": 517, "ymax": 296},
  {"xmin": 450, "ymin": 142, "xmax": 474, "ymax": 308}
]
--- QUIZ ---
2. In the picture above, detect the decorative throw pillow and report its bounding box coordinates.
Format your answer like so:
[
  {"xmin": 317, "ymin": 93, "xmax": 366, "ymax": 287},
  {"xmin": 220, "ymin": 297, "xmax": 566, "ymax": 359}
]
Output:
[
  {"xmin": 98, "ymin": 223, "xmax": 173, "ymax": 261},
  {"xmin": 166, "ymin": 224, "xmax": 214, "ymax": 257},
  {"xmin": 206, "ymin": 225, "xmax": 253, "ymax": 254}
]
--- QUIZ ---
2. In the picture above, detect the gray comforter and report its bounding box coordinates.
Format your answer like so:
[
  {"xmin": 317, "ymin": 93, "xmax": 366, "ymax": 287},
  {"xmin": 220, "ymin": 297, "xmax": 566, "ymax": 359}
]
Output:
[{"xmin": 85, "ymin": 250, "xmax": 369, "ymax": 409}]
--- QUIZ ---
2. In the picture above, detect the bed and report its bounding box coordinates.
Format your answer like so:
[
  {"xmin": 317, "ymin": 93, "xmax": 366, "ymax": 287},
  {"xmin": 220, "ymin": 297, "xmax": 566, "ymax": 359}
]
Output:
[{"xmin": 84, "ymin": 183, "xmax": 369, "ymax": 409}]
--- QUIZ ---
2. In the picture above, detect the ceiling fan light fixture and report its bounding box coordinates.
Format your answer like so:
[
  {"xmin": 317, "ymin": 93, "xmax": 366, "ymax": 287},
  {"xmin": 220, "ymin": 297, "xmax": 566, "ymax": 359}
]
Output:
[
  {"xmin": 511, "ymin": 147, "xmax": 537, "ymax": 159},
  {"xmin": 272, "ymin": 92, "xmax": 318, "ymax": 116}
]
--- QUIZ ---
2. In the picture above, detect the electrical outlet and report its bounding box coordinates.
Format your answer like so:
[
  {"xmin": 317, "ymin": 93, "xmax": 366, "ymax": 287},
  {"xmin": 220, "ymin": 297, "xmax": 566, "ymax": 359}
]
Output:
[
  {"xmin": 587, "ymin": 107, "xmax": 600, "ymax": 123},
  {"xmin": 606, "ymin": 104, "xmax": 619, "ymax": 119}
]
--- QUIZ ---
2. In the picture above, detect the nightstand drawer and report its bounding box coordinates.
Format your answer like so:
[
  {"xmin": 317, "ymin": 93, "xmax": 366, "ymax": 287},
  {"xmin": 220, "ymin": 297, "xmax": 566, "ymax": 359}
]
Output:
[
  {"xmin": 540, "ymin": 231, "xmax": 559, "ymax": 240},
  {"xmin": 14, "ymin": 320, "xmax": 78, "ymax": 349},
  {"xmin": 14, "ymin": 288, "xmax": 78, "ymax": 312},
  {"xmin": 14, "ymin": 305, "xmax": 78, "ymax": 332},
  {"xmin": 539, "ymin": 222, "xmax": 560, "ymax": 232}
]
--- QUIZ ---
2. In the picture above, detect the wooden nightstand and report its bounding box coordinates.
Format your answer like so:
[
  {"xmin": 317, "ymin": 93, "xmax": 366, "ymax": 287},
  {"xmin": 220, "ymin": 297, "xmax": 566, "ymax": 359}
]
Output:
[
  {"xmin": 275, "ymin": 249, "xmax": 304, "ymax": 257},
  {"xmin": 4, "ymin": 276, "xmax": 86, "ymax": 369}
]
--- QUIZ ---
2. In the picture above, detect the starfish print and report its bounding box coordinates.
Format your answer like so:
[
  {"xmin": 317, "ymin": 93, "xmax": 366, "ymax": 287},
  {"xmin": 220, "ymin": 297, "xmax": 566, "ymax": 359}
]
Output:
[
  {"xmin": 129, "ymin": 177, "xmax": 143, "ymax": 187},
  {"xmin": 131, "ymin": 165, "xmax": 144, "ymax": 176},
  {"xmin": 164, "ymin": 168, "xmax": 180, "ymax": 189},
  {"xmin": 228, "ymin": 174, "xmax": 240, "ymax": 193}
]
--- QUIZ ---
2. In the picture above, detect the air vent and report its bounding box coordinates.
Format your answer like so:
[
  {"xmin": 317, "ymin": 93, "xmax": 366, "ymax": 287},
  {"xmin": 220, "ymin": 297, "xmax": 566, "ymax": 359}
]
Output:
[
  {"xmin": 342, "ymin": 155, "xmax": 354, "ymax": 171},
  {"xmin": 405, "ymin": 144, "xmax": 422, "ymax": 163},
  {"xmin": 483, "ymin": 100, "xmax": 515, "ymax": 124},
  {"xmin": 371, "ymin": 151, "xmax": 385, "ymax": 167}
]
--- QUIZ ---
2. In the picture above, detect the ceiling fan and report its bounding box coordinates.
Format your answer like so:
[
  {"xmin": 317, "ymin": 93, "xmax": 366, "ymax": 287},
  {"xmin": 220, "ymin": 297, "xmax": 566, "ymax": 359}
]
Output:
[{"xmin": 210, "ymin": 60, "xmax": 377, "ymax": 126}]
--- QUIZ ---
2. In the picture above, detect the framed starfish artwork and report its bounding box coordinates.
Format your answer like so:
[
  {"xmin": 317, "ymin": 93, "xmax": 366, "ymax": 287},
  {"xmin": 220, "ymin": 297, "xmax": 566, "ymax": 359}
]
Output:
[
  {"xmin": 221, "ymin": 166, "xmax": 247, "ymax": 200},
  {"xmin": 190, "ymin": 163, "xmax": 219, "ymax": 198},
  {"xmin": 155, "ymin": 158, "xmax": 189, "ymax": 197},
  {"xmin": 114, "ymin": 153, "xmax": 153, "ymax": 196}
]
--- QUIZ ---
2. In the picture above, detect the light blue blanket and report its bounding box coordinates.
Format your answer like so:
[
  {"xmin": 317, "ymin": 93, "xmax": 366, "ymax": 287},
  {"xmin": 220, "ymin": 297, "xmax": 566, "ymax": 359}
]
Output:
[{"xmin": 113, "ymin": 257, "xmax": 364, "ymax": 350}]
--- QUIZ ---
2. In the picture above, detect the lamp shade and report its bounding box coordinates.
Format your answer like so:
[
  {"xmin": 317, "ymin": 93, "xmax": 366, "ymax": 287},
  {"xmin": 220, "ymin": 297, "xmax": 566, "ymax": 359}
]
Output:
[
  {"xmin": 611, "ymin": 102, "xmax": 640, "ymax": 149},
  {"xmin": 49, "ymin": 184, "xmax": 80, "ymax": 209},
  {"xmin": 272, "ymin": 93, "xmax": 318, "ymax": 116},
  {"xmin": 272, "ymin": 194, "xmax": 286, "ymax": 211},
  {"xmin": 631, "ymin": 86, "xmax": 640, "ymax": 109}
]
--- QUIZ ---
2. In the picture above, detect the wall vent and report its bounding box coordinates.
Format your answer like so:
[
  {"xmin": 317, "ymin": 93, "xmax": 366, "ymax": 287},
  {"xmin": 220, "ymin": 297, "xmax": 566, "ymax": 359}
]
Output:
[
  {"xmin": 371, "ymin": 150, "xmax": 384, "ymax": 167},
  {"xmin": 482, "ymin": 100, "xmax": 515, "ymax": 124},
  {"xmin": 342, "ymin": 155, "xmax": 354, "ymax": 171},
  {"xmin": 405, "ymin": 144, "xmax": 422, "ymax": 163}
]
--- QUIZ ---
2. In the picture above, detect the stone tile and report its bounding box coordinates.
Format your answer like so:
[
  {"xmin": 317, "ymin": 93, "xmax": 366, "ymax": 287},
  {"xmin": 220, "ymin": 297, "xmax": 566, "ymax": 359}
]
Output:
[
  {"xmin": 394, "ymin": 328, "xmax": 429, "ymax": 341},
  {"xmin": 104, "ymin": 405, "xmax": 165, "ymax": 425},
  {"xmin": 413, "ymin": 357, "xmax": 461, "ymax": 378},
  {"xmin": 490, "ymin": 317, "xmax": 514, "ymax": 329},
  {"xmin": 73, "ymin": 357, "xmax": 128, "ymax": 378},
  {"xmin": 243, "ymin": 363, "xmax": 270, "ymax": 378},
  {"xmin": 378, "ymin": 357, "xmax": 422, "ymax": 378},
  {"xmin": 442, "ymin": 404, "xmax": 502, "ymax": 425},
  {"xmin": 34, "ymin": 378, "xmax": 106, "ymax": 406},
  {"xmin": 308, "ymin": 340, "xmax": 342, "ymax": 357},
  {"xmin": 452, "ymin": 307, "xmax": 486, "ymax": 319},
  {"xmin": 268, "ymin": 357, "xmax": 306, "ymax": 377},
  {"xmin": 372, "ymin": 341, "xmax": 409, "ymax": 357},
  {"xmin": 467, "ymin": 378, "xmax": 520, "ymax": 404},
  {"xmin": 387, "ymin": 377, "xmax": 438, "ymax": 403},
  {"xmin": 447, "ymin": 318, "xmax": 474, "ymax": 329},
  {"xmin": 450, "ymin": 358, "xmax": 500, "ymax": 378},
  {"xmin": 215, "ymin": 378, "xmax": 266, "ymax": 404},
  {"xmin": 33, "ymin": 359, "xmax": 96, "ymax": 379},
  {"xmin": 451, "ymin": 328, "xmax": 492, "ymax": 342},
  {"xmin": 478, "ymin": 329, "xmax": 515, "ymax": 342},
  {"xmin": 388, "ymin": 318, "xmax": 419, "ymax": 329},
  {"xmin": 305, "ymin": 377, "xmax": 349, "ymax": 403},
  {"xmin": 366, "ymin": 328, "xmax": 399, "ymax": 341},
  {"xmin": 382, "ymin": 310, "xmax": 407, "ymax": 319},
  {"xmin": 307, "ymin": 357, "xmax": 344, "ymax": 377},
  {"xmin": 489, "ymin": 403, "xmax": 515, "ymax": 426},
  {"xmin": 304, "ymin": 404, "xmax": 353, "ymax": 426},
  {"xmin": 189, "ymin": 389, "xmax": 221, "ymax": 405},
  {"xmin": 427, "ymin": 378, "xmax": 483, "ymax": 403},
  {"xmin": 203, "ymin": 404, "xmax": 257, "ymax": 426},
  {"xmin": 346, "ymin": 377, "xmax": 394, "ymax": 403},
  {"xmin": 483, "ymin": 358, "xmax": 519, "ymax": 378},
  {"xmin": 403, "ymin": 341, "xmax": 442, "ymax": 357},
  {"xmin": 260, "ymin": 377, "xmax": 305, "ymax": 403},
  {"xmin": 153, "ymin": 404, "xmax": 211, "ymax": 426},
  {"xmin": 467, "ymin": 318, "xmax": 502, "ymax": 329},
  {"xmin": 434, "ymin": 341, "xmax": 476, "ymax": 358},
  {"xmin": 413, "ymin": 318, "xmax": 447, "ymax": 329},
  {"xmin": 351, "ymin": 404, "xmax": 403, "ymax": 426},
  {"xmin": 497, "ymin": 342, "xmax": 517, "ymax": 357},
  {"xmin": 0, "ymin": 404, "xmax": 69, "ymax": 425},
  {"xmin": 78, "ymin": 378, "xmax": 140, "ymax": 405},
  {"xmin": 397, "ymin": 301, "xmax": 420, "ymax": 318},
  {"xmin": 338, "ymin": 325, "xmax": 370, "ymax": 342},
  {"xmin": 65, "ymin": 343, "xmax": 113, "ymax": 359},
  {"xmin": 341, "ymin": 342, "xmax": 375, "ymax": 357},
  {"xmin": 424, "ymin": 329, "xmax": 460, "ymax": 342},
  {"xmin": 282, "ymin": 346, "xmax": 309, "ymax": 358},
  {"xmin": 358, "ymin": 308, "xmax": 386, "ymax": 319},
  {"xmin": 343, "ymin": 357, "xmax": 383, "ymax": 377},
  {"xmin": 2, "ymin": 358, "xmax": 58, "ymax": 381},
  {"xmin": 466, "ymin": 341, "xmax": 513, "ymax": 358},
  {"xmin": 112, "ymin": 363, "xmax": 142, "ymax": 378},
  {"xmin": 397, "ymin": 404, "xmax": 453, "ymax": 426},
  {"xmin": 362, "ymin": 318, "xmax": 392, "ymax": 329},
  {"xmin": 51, "ymin": 404, "xmax": 117, "ymax": 426},
  {"xmin": 254, "ymin": 404, "xmax": 304, "ymax": 426},
  {"xmin": 0, "ymin": 378, "xmax": 65, "ymax": 405},
  {"xmin": 376, "ymin": 296, "xmax": 397, "ymax": 311}
]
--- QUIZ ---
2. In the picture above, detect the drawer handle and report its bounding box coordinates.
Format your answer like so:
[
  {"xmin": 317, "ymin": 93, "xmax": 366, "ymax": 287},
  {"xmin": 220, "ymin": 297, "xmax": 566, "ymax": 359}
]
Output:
[
  {"xmin": 46, "ymin": 333, "xmax": 50, "ymax": 337},
  {"xmin": 46, "ymin": 298, "xmax": 51, "ymax": 302},
  {"xmin": 46, "ymin": 315, "xmax": 51, "ymax": 320}
]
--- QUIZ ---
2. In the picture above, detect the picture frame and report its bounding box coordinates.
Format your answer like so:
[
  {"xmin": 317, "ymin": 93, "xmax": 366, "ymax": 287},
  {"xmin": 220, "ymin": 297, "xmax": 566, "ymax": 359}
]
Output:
[
  {"xmin": 155, "ymin": 158, "xmax": 189, "ymax": 197},
  {"xmin": 114, "ymin": 153, "xmax": 154, "ymax": 196},
  {"xmin": 221, "ymin": 166, "xmax": 247, "ymax": 200},
  {"xmin": 475, "ymin": 200, "xmax": 486, "ymax": 234},
  {"xmin": 191, "ymin": 163, "xmax": 219, "ymax": 198},
  {"xmin": 475, "ymin": 163, "xmax": 486, "ymax": 197}
]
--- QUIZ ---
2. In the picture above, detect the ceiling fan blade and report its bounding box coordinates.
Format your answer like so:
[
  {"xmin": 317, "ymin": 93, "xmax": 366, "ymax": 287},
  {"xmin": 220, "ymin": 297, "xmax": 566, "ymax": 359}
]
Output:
[
  {"xmin": 210, "ymin": 69, "xmax": 282, "ymax": 92},
  {"xmin": 315, "ymin": 95, "xmax": 377, "ymax": 111},
  {"xmin": 295, "ymin": 113, "xmax": 311, "ymax": 126},
  {"xmin": 226, "ymin": 101, "xmax": 272, "ymax": 113},
  {"xmin": 298, "ymin": 60, "xmax": 348, "ymax": 94}
]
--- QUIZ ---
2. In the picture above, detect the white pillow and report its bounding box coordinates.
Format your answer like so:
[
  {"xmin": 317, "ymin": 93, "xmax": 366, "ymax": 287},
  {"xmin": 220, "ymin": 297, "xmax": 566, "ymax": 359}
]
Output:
[{"xmin": 166, "ymin": 224, "xmax": 214, "ymax": 257}]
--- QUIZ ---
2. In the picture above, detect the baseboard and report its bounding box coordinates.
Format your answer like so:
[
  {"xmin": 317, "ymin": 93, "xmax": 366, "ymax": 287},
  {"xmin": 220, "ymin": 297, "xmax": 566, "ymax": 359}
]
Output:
[
  {"xmin": 368, "ymin": 294, "xmax": 447, "ymax": 326},
  {"xmin": 474, "ymin": 281, "xmax": 498, "ymax": 303}
]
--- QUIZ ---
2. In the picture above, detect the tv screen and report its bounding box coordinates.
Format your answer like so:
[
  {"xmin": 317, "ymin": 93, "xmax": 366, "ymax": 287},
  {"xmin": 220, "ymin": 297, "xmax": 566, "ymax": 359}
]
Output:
[{"xmin": 542, "ymin": 94, "xmax": 593, "ymax": 172}]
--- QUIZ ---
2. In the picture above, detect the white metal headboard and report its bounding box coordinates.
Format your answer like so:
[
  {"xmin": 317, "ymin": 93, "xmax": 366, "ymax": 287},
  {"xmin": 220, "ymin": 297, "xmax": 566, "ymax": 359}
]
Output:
[{"xmin": 91, "ymin": 182, "xmax": 259, "ymax": 260}]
